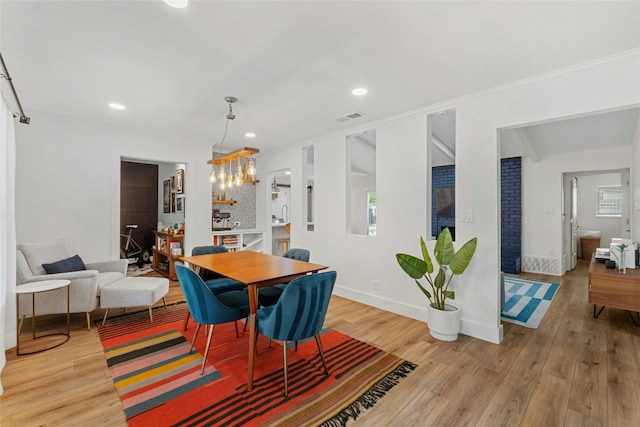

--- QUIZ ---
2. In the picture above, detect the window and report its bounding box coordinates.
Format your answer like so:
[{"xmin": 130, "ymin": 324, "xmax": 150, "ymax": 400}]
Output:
[
  {"xmin": 596, "ymin": 185, "xmax": 622, "ymax": 217},
  {"xmin": 367, "ymin": 191, "xmax": 377, "ymax": 236},
  {"xmin": 346, "ymin": 129, "xmax": 376, "ymax": 235}
]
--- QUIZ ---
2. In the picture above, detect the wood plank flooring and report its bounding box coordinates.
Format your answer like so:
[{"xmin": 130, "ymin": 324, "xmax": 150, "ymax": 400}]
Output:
[{"xmin": 1, "ymin": 259, "xmax": 639, "ymax": 426}]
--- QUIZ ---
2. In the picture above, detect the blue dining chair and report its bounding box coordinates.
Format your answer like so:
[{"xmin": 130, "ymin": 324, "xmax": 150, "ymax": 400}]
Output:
[
  {"xmin": 175, "ymin": 263, "xmax": 250, "ymax": 375},
  {"xmin": 256, "ymin": 270, "xmax": 336, "ymax": 397},
  {"xmin": 192, "ymin": 245, "xmax": 245, "ymax": 294},
  {"xmin": 258, "ymin": 248, "xmax": 311, "ymax": 307}
]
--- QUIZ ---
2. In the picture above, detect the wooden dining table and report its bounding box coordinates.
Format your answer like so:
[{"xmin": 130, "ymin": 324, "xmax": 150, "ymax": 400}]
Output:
[{"xmin": 179, "ymin": 250, "xmax": 328, "ymax": 391}]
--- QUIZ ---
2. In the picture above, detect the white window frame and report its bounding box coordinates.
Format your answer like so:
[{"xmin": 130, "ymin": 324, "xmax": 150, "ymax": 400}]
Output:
[{"xmin": 596, "ymin": 185, "xmax": 622, "ymax": 217}]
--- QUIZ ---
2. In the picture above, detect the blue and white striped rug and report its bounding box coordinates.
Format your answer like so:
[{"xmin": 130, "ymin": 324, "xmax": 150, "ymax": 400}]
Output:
[{"xmin": 501, "ymin": 276, "xmax": 560, "ymax": 329}]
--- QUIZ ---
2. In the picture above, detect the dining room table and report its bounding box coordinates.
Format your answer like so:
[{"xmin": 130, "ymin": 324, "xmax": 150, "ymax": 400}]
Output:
[{"xmin": 179, "ymin": 250, "xmax": 329, "ymax": 391}]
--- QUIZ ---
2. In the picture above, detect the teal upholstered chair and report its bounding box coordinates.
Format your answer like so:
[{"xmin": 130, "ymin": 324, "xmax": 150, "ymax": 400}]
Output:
[
  {"xmin": 256, "ymin": 270, "xmax": 336, "ymax": 397},
  {"xmin": 175, "ymin": 263, "xmax": 250, "ymax": 375},
  {"xmin": 191, "ymin": 245, "xmax": 245, "ymax": 294},
  {"xmin": 258, "ymin": 248, "xmax": 311, "ymax": 307}
]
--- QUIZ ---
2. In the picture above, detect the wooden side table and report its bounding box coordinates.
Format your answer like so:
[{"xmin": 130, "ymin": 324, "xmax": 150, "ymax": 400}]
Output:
[{"xmin": 16, "ymin": 279, "xmax": 71, "ymax": 355}]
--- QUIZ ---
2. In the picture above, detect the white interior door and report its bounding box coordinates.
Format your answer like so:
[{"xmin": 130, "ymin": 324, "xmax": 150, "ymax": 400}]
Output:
[{"xmin": 570, "ymin": 176, "xmax": 578, "ymax": 270}]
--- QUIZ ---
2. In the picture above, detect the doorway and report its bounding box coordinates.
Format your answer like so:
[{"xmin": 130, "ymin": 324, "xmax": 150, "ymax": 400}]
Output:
[
  {"xmin": 271, "ymin": 168, "xmax": 291, "ymax": 255},
  {"xmin": 120, "ymin": 161, "xmax": 158, "ymax": 259},
  {"xmin": 563, "ymin": 169, "xmax": 630, "ymax": 271}
]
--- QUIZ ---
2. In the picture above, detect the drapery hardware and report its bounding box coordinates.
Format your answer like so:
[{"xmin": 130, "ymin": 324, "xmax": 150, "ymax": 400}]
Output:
[{"xmin": 0, "ymin": 52, "xmax": 30, "ymax": 124}]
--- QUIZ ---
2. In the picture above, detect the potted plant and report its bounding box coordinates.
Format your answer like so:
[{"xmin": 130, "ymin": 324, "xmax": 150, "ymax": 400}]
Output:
[{"xmin": 395, "ymin": 227, "xmax": 477, "ymax": 341}]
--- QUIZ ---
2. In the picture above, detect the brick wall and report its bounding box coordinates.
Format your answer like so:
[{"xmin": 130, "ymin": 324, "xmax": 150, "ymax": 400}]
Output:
[
  {"xmin": 431, "ymin": 165, "xmax": 455, "ymax": 238},
  {"xmin": 501, "ymin": 157, "xmax": 521, "ymax": 273}
]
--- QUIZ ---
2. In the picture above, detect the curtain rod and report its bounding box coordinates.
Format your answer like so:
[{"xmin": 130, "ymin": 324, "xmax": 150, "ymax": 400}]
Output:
[{"xmin": 0, "ymin": 51, "xmax": 31, "ymax": 124}]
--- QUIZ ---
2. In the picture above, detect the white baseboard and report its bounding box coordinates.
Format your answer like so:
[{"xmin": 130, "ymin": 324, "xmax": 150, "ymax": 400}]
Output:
[{"xmin": 333, "ymin": 285, "xmax": 503, "ymax": 344}]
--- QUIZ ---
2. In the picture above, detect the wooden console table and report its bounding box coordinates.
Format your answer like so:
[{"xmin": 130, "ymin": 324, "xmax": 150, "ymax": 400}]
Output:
[{"xmin": 588, "ymin": 258, "xmax": 640, "ymax": 325}]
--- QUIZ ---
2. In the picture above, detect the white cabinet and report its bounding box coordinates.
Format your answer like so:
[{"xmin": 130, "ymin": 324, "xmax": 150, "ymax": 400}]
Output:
[{"xmin": 212, "ymin": 229, "xmax": 265, "ymax": 252}]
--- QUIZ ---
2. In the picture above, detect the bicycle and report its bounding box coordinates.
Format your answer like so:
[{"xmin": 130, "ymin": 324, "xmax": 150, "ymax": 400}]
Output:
[{"xmin": 120, "ymin": 224, "xmax": 150, "ymax": 267}]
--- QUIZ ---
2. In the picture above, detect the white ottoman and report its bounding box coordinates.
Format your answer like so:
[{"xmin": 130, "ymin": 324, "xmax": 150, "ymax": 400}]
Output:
[{"xmin": 100, "ymin": 277, "xmax": 169, "ymax": 326}]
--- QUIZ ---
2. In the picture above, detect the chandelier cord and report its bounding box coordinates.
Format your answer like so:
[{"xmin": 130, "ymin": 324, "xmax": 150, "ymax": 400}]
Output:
[{"xmin": 216, "ymin": 117, "xmax": 231, "ymax": 156}]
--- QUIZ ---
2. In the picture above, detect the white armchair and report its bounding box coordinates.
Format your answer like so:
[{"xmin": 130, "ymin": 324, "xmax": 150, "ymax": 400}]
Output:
[{"xmin": 16, "ymin": 239, "xmax": 128, "ymax": 330}]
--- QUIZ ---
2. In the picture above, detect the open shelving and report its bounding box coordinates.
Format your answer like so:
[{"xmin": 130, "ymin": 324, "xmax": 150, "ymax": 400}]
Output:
[
  {"xmin": 212, "ymin": 229, "xmax": 265, "ymax": 252},
  {"xmin": 152, "ymin": 231, "xmax": 184, "ymax": 280}
]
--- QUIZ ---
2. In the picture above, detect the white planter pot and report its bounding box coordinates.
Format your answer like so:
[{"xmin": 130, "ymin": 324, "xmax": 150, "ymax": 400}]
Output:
[{"xmin": 426, "ymin": 304, "xmax": 461, "ymax": 341}]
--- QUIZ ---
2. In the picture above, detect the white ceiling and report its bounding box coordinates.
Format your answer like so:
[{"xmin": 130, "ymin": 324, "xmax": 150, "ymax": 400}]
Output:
[{"xmin": 1, "ymin": 1, "xmax": 639, "ymax": 158}]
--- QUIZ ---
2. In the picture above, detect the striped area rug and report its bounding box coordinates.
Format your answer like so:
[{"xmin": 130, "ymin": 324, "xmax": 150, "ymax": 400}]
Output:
[
  {"xmin": 98, "ymin": 304, "xmax": 417, "ymax": 426},
  {"xmin": 501, "ymin": 276, "xmax": 560, "ymax": 329}
]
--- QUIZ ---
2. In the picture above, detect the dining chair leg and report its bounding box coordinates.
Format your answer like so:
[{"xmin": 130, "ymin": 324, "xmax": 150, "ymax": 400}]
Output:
[
  {"xmin": 282, "ymin": 340, "xmax": 289, "ymax": 397},
  {"xmin": 200, "ymin": 324, "xmax": 215, "ymax": 375},
  {"xmin": 190, "ymin": 323, "xmax": 201, "ymax": 353},
  {"xmin": 234, "ymin": 320, "xmax": 239, "ymax": 338},
  {"xmin": 314, "ymin": 334, "xmax": 329, "ymax": 376},
  {"xmin": 183, "ymin": 311, "xmax": 191, "ymax": 331}
]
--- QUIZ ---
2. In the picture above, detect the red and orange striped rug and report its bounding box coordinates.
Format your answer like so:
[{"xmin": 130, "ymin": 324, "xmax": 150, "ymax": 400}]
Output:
[{"xmin": 98, "ymin": 304, "xmax": 417, "ymax": 426}]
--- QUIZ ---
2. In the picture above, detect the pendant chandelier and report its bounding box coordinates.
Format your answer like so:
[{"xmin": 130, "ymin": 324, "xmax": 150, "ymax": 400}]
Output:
[{"xmin": 208, "ymin": 97, "xmax": 258, "ymax": 190}]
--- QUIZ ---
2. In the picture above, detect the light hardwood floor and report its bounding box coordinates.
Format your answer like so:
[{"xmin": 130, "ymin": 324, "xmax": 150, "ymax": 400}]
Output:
[{"xmin": 2, "ymin": 260, "xmax": 639, "ymax": 426}]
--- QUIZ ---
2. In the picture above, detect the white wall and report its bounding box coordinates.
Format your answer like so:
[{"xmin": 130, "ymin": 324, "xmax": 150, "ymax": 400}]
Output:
[
  {"xmin": 258, "ymin": 51, "xmax": 640, "ymax": 344},
  {"xmin": 9, "ymin": 50, "xmax": 640, "ymax": 348},
  {"xmin": 350, "ymin": 174, "xmax": 375, "ymax": 235},
  {"xmin": 522, "ymin": 149, "xmax": 631, "ymax": 263},
  {"xmin": 576, "ymin": 173, "xmax": 622, "ymax": 246},
  {"xmin": 158, "ymin": 162, "xmax": 186, "ymax": 227},
  {"xmin": 632, "ymin": 109, "xmax": 640, "ymax": 243}
]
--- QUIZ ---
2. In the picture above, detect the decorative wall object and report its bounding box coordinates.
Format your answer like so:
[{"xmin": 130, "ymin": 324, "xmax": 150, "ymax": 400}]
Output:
[
  {"xmin": 176, "ymin": 195, "xmax": 184, "ymax": 212},
  {"xmin": 163, "ymin": 180, "xmax": 171, "ymax": 213},
  {"xmin": 175, "ymin": 169, "xmax": 184, "ymax": 193}
]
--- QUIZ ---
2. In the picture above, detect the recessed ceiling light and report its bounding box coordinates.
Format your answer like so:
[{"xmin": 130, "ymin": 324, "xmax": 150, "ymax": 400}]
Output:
[
  {"xmin": 163, "ymin": 0, "xmax": 188, "ymax": 8},
  {"xmin": 352, "ymin": 88, "xmax": 368, "ymax": 96},
  {"xmin": 108, "ymin": 103, "xmax": 125, "ymax": 110},
  {"xmin": 285, "ymin": 171, "xmax": 291, "ymax": 175},
  {"xmin": 245, "ymin": 132, "xmax": 256, "ymax": 138}
]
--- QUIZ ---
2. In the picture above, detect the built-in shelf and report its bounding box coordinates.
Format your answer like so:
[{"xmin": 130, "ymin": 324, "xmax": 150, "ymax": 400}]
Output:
[
  {"xmin": 212, "ymin": 199, "xmax": 236, "ymax": 205},
  {"xmin": 212, "ymin": 229, "xmax": 265, "ymax": 252}
]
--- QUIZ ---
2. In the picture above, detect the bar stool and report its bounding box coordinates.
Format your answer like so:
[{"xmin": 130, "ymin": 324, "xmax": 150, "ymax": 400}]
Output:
[{"xmin": 275, "ymin": 223, "xmax": 291, "ymax": 255}]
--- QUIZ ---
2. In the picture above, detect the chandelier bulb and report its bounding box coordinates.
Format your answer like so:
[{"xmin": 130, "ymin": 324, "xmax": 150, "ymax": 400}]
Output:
[
  {"xmin": 209, "ymin": 168, "xmax": 217, "ymax": 183},
  {"xmin": 247, "ymin": 158, "xmax": 256, "ymax": 178}
]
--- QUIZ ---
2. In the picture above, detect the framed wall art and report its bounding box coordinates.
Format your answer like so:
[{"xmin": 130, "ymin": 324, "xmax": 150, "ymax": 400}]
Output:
[
  {"xmin": 176, "ymin": 195, "xmax": 185, "ymax": 212},
  {"xmin": 163, "ymin": 180, "xmax": 171, "ymax": 213},
  {"xmin": 175, "ymin": 169, "xmax": 184, "ymax": 194}
]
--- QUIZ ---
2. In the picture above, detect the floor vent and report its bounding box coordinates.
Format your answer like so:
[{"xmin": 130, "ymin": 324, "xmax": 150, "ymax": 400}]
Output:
[
  {"xmin": 521, "ymin": 255, "xmax": 562, "ymax": 276},
  {"xmin": 336, "ymin": 112, "xmax": 363, "ymax": 122}
]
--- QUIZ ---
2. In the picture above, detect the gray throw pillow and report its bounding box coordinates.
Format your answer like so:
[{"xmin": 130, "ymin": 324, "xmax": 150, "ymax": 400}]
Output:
[{"xmin": 42, "ymin": 254, "xmax": 87, "ymax": 274}]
